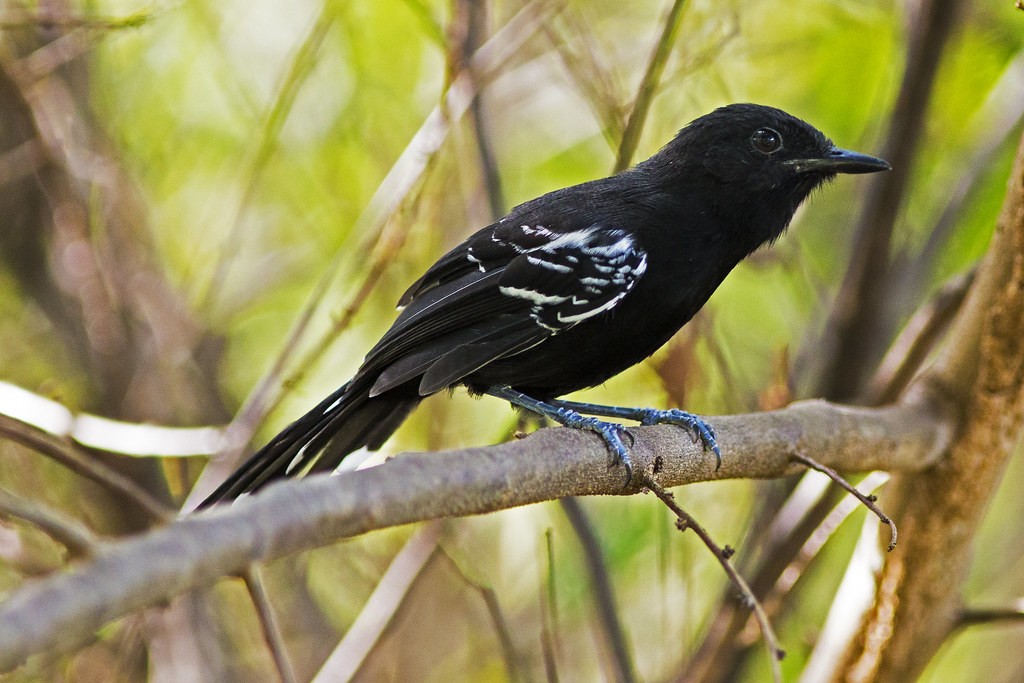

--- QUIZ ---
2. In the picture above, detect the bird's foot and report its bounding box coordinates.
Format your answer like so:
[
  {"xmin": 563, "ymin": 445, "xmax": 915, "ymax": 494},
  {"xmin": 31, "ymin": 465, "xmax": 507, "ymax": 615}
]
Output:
[
  {"xmin": 632, "ymin": 408, "xmax": 721, "ymax": 469},
  {"xmin": 486, "ymin": 386, "xmax": 635, "ymax": 485},
  {"xmin": 547, "ymin": 399, "xmax": 721, "ymax": 471},
  {"xmin": 550, "ymin": 406, "xmax": 634, "ymax": 483}
]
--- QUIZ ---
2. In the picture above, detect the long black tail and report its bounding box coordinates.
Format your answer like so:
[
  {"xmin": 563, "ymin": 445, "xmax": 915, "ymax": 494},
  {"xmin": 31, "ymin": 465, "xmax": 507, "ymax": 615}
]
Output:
[{"xmin": 199, "ymin": 378, "xmax": 419, "ymax": 507}]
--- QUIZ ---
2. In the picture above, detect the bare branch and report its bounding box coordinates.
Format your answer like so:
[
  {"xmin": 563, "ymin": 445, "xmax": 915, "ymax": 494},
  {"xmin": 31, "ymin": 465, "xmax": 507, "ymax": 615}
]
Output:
[
  {"xmin": 560, "ymin": 497, "xmax": 636, "ymax": 682},
  {"xmin": 956, "ymin": 603, "xmax": 1024, "ymax": 629},
  {"xmin": 244, "ymin": 566, "xmax": 298, "ymax": 683},
  {"xmin": 0, "ymin": 488, "xmax": 97, "ymax": 559},
  {"xmin": 0, "ymin": 395, "xmax": 950, "ymax": 672},
  {"xmin": 312, "ymin": 522, "xmax": 442, "ymax": 682},
  {"xmin": 866, "ymin": 270, "xmax": 973, "ymax": 405},
  {"xmin": 455, "ymin": 0, "xmax": 506, "ymax": 218},
  {"xmin": 811, "ymin": 0, "xmax": 966, "ymax": 400},
  {"xmin": 0, "ymin": 414, "xmax": 174, "ymax": 523},
  {"xmin": 0, "ymin": 8, "xmax": 159, "ymax": 30},
  {"xmin": 789, "ymin": 453, "xmax": 896, "ymax": 552},
  {"xmin": 642, "ymin": 475, "xmax": 783, "ymax": 683},
  {"xmin": 837, "ymin": 129, "xmax": 1024, "ymax": 683},
  {"xmin": 613, "ymin": 0, "xmax": 688, "ymax": 173}
]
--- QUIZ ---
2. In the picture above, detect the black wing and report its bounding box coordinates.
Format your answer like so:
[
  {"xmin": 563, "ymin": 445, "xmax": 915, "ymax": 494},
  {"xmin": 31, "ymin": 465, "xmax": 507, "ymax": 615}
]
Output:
[{"xmin": 363, "ymin": 221, "xmax": 648, "ymax": 396}]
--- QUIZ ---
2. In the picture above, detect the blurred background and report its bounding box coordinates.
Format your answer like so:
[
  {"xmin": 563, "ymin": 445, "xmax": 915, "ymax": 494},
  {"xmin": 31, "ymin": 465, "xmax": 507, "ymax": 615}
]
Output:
[{"xmin": 1, "ymin": 0, "xmax": 1023, "ymax": 680}]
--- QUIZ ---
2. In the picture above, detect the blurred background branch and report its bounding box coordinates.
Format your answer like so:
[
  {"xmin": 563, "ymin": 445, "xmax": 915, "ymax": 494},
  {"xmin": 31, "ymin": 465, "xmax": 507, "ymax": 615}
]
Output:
[{"xmin": 1, "ymin": 0, "xmax": 1023, "ymax": 681}]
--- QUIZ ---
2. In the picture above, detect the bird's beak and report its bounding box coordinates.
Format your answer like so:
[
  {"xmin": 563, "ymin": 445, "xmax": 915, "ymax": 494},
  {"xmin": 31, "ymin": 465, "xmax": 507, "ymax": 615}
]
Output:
[{"xmin": 786, "ymin": 147, "xmax": 891, "ymax": 175}]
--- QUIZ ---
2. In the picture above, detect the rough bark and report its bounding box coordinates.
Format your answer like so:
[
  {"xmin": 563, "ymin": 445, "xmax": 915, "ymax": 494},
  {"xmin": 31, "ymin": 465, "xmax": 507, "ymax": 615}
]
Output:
[{"xmin": 835, "ymin": 128, "xmax": 1024, "ymax": 683}]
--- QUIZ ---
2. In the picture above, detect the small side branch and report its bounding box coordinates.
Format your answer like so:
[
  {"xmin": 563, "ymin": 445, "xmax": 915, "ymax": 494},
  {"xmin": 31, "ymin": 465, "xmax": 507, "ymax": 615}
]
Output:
[
  {"xmin": 614, "ymin": 0, "xmax": 688, "ymax": 172},
  {"xmin": 641, "ymin": 474, "xmax": 784, "ymax": 683},
  {"xmin": 790, "ymin": 453, "xmax": 897, "ymax": 551}
]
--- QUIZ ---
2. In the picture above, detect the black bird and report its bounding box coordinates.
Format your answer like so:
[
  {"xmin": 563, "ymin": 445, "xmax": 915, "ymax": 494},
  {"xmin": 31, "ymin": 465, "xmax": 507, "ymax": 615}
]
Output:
[{"xmin": 201, "ymin": 103, "xmax": 889, "ymax": 506}]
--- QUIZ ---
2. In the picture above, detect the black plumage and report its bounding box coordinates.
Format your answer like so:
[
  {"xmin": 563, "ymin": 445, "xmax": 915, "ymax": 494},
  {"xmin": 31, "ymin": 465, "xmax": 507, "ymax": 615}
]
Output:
[{"xmin": 201, "ymin": 103, "xmax": 889, "ymax": 505}]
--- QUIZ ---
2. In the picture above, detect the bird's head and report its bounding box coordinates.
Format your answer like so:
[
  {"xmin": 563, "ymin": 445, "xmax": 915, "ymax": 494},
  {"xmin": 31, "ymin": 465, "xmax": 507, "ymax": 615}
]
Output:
[
  {"xmin": 660, "ymin": 103, "xmax": 890, "ymax": 195},
  {"xmin": 638, "ymin": 103, "xmax": 889, "ymax": 247}
]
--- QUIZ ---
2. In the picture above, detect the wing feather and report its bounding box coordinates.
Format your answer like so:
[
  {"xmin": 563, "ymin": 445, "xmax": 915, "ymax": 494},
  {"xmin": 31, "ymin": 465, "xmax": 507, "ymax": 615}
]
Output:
[{"xmin": 359, "ymin": 223, "xmax": 648, "ymax": 396}]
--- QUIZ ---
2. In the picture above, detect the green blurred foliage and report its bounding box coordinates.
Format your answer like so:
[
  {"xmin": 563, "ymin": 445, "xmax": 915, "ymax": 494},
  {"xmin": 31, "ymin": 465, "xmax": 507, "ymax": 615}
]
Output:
[{"xmin": 2, "ymin": 0, "xmax": 1024, "ymax": 680}]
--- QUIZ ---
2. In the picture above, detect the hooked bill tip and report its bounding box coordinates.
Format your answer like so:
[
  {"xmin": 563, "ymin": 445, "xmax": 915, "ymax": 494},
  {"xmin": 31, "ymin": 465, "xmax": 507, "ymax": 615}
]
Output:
[{"xmin": 787, "ymin": 148, "xmax": 890, "ymax": 174}]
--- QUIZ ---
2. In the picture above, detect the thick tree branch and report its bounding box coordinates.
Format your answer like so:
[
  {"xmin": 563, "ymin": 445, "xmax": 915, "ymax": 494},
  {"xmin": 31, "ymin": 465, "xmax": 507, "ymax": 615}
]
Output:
[
  {"xmin": 0, "ymin": 395, "xmax": 950, "ymax": 673},
  {"xmin": 836, "ymin": 128, "xmax": 1024, "ymax": 683}
]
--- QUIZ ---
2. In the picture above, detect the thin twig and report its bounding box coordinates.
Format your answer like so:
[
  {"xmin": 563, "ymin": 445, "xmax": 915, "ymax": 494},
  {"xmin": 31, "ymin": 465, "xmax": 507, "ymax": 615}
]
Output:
[
  {"xmin": 540, "ymin": 528, "xmax": 561, "ymax": 683},
  {"xmin": 559, "ymin": 498, "xmax": 636, "ymax": 683},
  {"xmin": 0, "ymin": 489, "xmax": 97, "ymax": 559},
  {"xmin": 790, "ymin": 453, "xmax": 896, "ymax": 551},
  {"xmin": 243, "ymin": 566, "xmax": 298, "ymax": 683},
  {"xmin": 867, "ymin": 269, "xmax": 974, "ymax": 405},
  {"xmin": 199, "ymin": 0, "xmax": 338, "ymax": 314},
  {"xmin": 312, "ymin": 521, "xmax": 443, "ymax": 683},
  {"xmin": 613, "ymin": 0, "xmax": 688, "ymax": 172},
  {"xmin": 477, "ymin": 583, "xmax": 524, "ymax": 682},
  {"xmin": 641, "ymin": 474, "xmax": 785, "ymax": 683},
  {"xmin": 676, "ymin": 477, "xmax": 844, "ymax": 683},
  {"xmin": 763, "ymin": 472, "xmax": 891, "ymax": 616},
  {"xmin": 437, "ymin": 546, "xmax": 525, "ymax": 683},
  {"xmin": 0, "ymin": 415, "xmax": 174, "ymax": 523},
  {"xmin": 460, "ymin": 0, "xmax": 505, "ymax": 218},
  {"xmin": 0, "ymin": 8, "xmax": 160, "ymax": 30},
  {"xmin": 956, "ymin": 603, "xmax": 1024, "ymax": 629}
]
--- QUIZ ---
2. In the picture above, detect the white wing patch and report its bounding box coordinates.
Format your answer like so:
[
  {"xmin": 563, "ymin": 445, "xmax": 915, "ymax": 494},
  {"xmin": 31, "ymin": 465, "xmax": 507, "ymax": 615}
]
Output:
[
  {"xmin": 498, "ymin": 286, "xmax": 570, "ymax": 306},
  {"xmin": 525, "ymin": 254, "xmax": 573, "ymax": 273},
  {"xmin": 495, "ymin": 226, "xmax": 648, "ymax": 332}
]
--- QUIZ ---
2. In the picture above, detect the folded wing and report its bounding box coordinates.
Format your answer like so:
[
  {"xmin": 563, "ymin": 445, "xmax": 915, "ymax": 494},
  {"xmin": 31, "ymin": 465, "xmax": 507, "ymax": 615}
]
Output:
[{"xmin": 365, "ymin": 222, "xmax": 649, "ymax": 397}]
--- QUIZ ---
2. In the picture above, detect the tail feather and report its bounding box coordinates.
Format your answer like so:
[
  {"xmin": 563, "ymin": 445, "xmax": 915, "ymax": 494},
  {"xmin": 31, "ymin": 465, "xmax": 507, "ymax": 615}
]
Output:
[{"xmin": 200, "ymin": 379, "xmax": 419, "ymax": 507}]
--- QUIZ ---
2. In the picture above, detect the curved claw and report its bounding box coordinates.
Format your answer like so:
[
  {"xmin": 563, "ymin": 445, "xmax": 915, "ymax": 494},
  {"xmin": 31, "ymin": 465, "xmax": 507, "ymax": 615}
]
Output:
[
  {"xmin": 637, "ymin": 408, "xmax": 721, "ymax": 470},
  {"xmin": 553, "ymin": 409, "xmax": 634, "ymax": 485}
]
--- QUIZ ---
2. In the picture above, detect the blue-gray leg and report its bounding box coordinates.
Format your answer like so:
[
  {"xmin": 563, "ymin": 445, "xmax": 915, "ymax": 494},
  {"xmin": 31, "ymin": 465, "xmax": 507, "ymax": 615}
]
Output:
[
  {"xmin": 487, "ymin": 386, "xmax": 635, "ymax": 483},
  {"xmin": 547, "ymin": 399, "xmax": 721, "ymax": 469}
]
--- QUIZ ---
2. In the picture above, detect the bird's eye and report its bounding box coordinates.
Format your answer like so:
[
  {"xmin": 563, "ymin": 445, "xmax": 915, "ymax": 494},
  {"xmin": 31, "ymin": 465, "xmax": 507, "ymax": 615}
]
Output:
[{"xmin": 750, "ymin": 127, "xmax": 783, "ymax": 155}]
